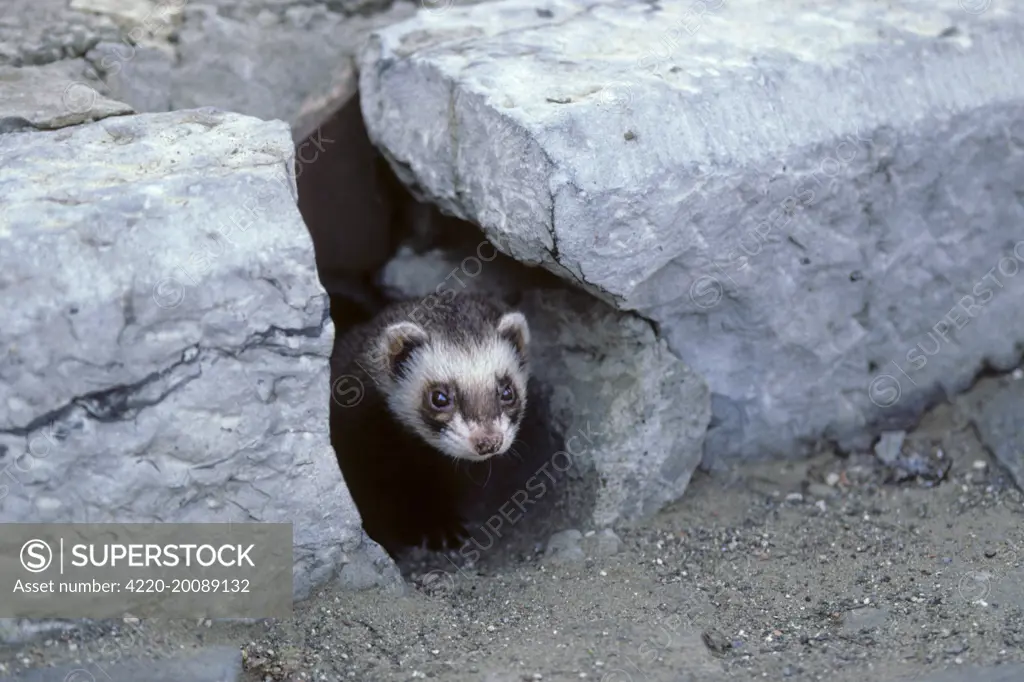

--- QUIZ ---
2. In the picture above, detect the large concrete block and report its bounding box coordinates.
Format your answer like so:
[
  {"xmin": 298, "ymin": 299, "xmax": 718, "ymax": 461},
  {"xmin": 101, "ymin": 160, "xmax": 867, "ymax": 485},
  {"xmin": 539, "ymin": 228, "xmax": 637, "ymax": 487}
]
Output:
[
  {"xmin": 358, "ymin": 0, "xmax": 1024, "ymax": 464},
  {"xmin": 0, "ymin": 108, "xmax": 398, "ymax": 600}
]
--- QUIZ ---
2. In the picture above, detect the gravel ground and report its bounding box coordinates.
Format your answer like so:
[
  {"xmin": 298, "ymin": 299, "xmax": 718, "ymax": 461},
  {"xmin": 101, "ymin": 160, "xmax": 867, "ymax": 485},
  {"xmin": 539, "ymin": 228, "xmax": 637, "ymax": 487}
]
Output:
[{"xmin": 2, "ymin": 400, "xmax": 1023, "ymax": 682}]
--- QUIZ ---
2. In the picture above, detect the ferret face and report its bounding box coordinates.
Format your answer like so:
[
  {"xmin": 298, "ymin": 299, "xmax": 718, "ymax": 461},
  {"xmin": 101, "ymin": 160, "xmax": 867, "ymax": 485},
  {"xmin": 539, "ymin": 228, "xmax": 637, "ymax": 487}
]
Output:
[{"xmin": 377, "ymin": 312, "xmax": 530, "ymax": 462}]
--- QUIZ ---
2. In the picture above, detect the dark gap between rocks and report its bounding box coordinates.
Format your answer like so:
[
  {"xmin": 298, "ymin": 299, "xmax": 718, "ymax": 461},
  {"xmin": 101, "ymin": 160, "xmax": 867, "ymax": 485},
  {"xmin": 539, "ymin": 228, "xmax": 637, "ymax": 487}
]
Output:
[{"xmin": 293, "ymin": 93, "xmax": 583, "ymax": 574}]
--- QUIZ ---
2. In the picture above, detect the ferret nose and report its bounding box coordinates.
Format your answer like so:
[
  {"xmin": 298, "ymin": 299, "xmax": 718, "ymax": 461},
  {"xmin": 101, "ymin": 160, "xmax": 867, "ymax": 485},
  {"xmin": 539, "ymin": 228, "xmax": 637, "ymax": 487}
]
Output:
[{"xmin": 472, "ymin": 433, "xmax": 502, "ymax": 455}]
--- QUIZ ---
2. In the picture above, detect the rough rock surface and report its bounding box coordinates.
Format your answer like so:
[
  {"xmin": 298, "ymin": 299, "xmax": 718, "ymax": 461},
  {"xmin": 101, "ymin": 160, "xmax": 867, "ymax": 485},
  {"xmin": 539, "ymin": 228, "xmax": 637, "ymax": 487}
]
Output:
[
  {"xmin": 959, "ymin": 371, "xmax": 1024, "ymax": 492},
  {"xmin": 0, "ymin": 0, "xmax": 416, "ymax": 139},
  {"xmin": 0, "ymin": 60, "xmax": 133, "ymax": 132},
  {"xmin": 379, "ymin": 245, "xmax": 711, "ymax": 526},
  {"xmin": 359, "ymin": 0, "xmax": 1024, "ymax": 465},
  {"xmin": 0, "ymin": 109, "xmax": 399, "ymax": 600}
]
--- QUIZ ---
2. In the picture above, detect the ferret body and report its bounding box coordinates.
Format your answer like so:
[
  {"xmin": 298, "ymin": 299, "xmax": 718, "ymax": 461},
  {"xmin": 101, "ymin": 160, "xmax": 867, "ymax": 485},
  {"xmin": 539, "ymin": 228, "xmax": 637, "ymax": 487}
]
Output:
[{"xmin": 329, "ymin": 291, "xmax": 531, "ymax": 556}]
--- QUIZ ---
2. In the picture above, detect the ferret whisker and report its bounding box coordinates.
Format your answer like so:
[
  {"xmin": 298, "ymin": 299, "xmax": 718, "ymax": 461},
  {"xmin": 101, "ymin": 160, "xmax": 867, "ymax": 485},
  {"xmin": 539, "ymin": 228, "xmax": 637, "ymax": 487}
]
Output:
[{"xmin": 479, "ymin": 460, "xmax": 494, "ymax": 488}]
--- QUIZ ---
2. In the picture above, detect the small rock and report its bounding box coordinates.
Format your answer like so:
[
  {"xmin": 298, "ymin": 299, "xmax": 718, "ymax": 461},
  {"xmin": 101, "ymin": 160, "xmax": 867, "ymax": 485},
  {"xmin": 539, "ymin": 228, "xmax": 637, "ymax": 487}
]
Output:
[
  {"xmin": 544, "ymin": 530, "xmax": 585, "ymax": 565},
  {"xmin": 785, "ymin": 492, "xmax": 804, "ymax": 503},
  {"xmin": 701, "ymin": 629, "xmax": 732, "ymax": 657},
  {"xmin": 841, "ymin": 607, "xmax": 890, "ymax": 635},
  {"xmin": 825, "ymin": 472, "xmax": 841, "ymax": 487},
  {"xmin": 874, "ymin": 430, "xmax": 906, "ymax": 465},
  {"xmin": 0, "ymin": 61, "xmax": 134, "ymax": 132},
  {"xmin": 581, "ymin": 528, "xmax": 622, "ymax": 557}
]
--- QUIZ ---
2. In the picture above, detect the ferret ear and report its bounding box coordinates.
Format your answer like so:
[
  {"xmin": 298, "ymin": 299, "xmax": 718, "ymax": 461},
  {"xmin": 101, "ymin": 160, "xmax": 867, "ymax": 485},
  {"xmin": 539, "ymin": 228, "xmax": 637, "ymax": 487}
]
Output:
[
  {"xmin": 380, "ymin": 321, "xmax": 428, "ymax": 378},
  {"xmin": 497, "ymin": 311, "xmax": 530, "ymax": 358}
]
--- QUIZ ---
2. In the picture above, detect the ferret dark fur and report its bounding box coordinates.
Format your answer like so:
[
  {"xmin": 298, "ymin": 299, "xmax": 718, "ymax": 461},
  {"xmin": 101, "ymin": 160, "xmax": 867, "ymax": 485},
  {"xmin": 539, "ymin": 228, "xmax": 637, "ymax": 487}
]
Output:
[{"xmin": 329, "ymin": 291, "xmax": 530, "ymax": 557}]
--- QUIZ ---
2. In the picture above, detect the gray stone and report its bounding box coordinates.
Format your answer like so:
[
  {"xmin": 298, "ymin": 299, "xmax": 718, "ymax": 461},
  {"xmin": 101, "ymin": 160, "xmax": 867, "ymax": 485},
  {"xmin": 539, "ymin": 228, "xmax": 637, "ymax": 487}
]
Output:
[
  {"xmin": 69, "ymin": 0, "xmax": 183, "ymax": 38},
  {"xmin": 0, "ymin": 0, "xmax": 123, "ymax": 68},
  {"xmin": 359, "ymin": 0, "xmax": 1024, "ymax": 466},
  {"xmin": 2, "ymin": 0, "xmax": 414, "ymax": 138},
  {"xmin": 9, "ymin": 645, "xmax": 242, "ymax": 682},
  {"xmin": 96, "ymin": 1, "xmax": 414, "ymax": 137},
  {"xmin": 961, "ymin": 374, "xmax": 1024, "ymax": 490},
  {"xmin": 874, "ymin": 430, "xmax": 906, "ymax": 465},
  {"xmin": 582, "ymin": 528, "xmax": 622, "ymax": 557},
  {"xmin": 87, "ymin": 41, "xmax": 176, "ymax": 114},
  {"xmin": 0, "ymin": 60, "xmax": 133, "ymax": 131},
  {"xmin": 379, "ymin": 245, "xmax": 711, "ymax": 526},
  {"xmin": 544, "ymin": 529, "xmax": 584, "ymax": 565},
  {"xmin": 0, "ymin": 109, "xmax": 398, "ymax": 601},
  {"xmin": 841, "ymin": 606, "xmax": 890, "ymax": 636}
]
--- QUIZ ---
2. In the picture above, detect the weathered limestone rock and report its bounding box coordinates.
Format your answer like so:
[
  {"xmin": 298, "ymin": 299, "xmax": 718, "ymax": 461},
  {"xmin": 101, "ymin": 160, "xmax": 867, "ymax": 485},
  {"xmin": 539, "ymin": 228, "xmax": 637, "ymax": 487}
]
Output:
[
  {"xmin": 380, "ymin": 245, "xmax": 711, "ymax": 526},
  {"xmin": 0, "ymin": 108, "xmax": 399, "ymax": 600},
  {"xmin": 88, "ymin": 0, "xmax": 415, "ymax": 139},
  {"xmin": 1, "ymin": 0, "xmax": 415, "ymax": 139},
  {"xmin": 0, "ymin": 60, "xmax": 133, "ymax": 132},
  {"xmin": 0, "ymin": 0, "xmax": 124, "ymax": 67},
  {"xmin": 359, "ymin": 0, "xmax": 1024, "ymax": 465}
]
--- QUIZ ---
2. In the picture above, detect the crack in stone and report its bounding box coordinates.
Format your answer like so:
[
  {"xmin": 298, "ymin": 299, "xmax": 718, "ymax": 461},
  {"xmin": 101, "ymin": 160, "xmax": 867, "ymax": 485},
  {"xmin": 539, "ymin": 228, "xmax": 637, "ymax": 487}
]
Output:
[
  {"xmin": 0, "ymin": 308, "xmax": 331, "ymax": 443},
  {"xmin": 0, "ymin": 343, "xmax": 204, "ymax": 438}
]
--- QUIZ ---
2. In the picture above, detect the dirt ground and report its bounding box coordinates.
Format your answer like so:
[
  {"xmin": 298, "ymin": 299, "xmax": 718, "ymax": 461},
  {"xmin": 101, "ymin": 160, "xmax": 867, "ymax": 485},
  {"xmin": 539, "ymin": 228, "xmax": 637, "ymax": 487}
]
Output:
[{"xmin": 3, "ymin": 399, "xmax": 1023, "ymax": 682}]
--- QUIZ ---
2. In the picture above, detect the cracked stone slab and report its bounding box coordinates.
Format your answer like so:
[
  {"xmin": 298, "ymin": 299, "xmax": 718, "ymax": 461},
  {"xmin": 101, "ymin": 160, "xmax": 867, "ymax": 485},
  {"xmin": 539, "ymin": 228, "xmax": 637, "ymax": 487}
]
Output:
[
  {"xmin": 359, "ymin": 0, "xmax": 1024, "ymax": 465},
  {"xmin": 9, "ymin": 645, "xmax": 242, "ymax": 682},
  {"xmin": 380, "ymin": 245, "xmax": 711, "ymax": 526},
  {"xmin": 0, "ymin": 60, "xmax": 133, "ymax": 132},
  {"xmin": 0, "ymin": 108, "xmax": 399, "ymax": 602}
]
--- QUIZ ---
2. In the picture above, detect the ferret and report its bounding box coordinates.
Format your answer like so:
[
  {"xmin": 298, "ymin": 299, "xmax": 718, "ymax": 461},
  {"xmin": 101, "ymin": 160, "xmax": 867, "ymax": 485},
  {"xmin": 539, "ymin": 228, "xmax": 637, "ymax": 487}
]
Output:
[{"xmin": 329, "ymin": 291, "xmax": 531, "ymax": 556}]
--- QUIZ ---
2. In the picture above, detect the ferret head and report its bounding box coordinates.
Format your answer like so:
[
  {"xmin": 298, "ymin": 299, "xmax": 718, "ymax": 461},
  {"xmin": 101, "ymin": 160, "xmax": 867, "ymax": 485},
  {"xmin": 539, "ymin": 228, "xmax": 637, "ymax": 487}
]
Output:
[{"xmin": 374, "ymin": 309, "xmax": 530, "ymax": 462}]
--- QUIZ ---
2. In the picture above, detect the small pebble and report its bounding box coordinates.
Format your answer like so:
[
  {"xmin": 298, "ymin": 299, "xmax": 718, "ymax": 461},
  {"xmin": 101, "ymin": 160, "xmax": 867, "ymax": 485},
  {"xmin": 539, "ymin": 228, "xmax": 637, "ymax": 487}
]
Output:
[
  {"xmin": 545, "ymin": 529, "xmax": 585, "ymax": 565},
  {"xmin": 825, "ymin": 472, "xmax": 841, "ymax": 486}
]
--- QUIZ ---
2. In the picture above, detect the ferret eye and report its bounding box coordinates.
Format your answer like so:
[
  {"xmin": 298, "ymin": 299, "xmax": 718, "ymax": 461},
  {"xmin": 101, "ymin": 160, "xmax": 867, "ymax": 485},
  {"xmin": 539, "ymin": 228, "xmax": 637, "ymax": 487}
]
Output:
[
  {"xmin": 500, "ymin": 384, "xmax": 516, "ymax": 404},
  {"xmin": 430, "ymin": 389, "xmax": 452, "ymax": 410}
]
